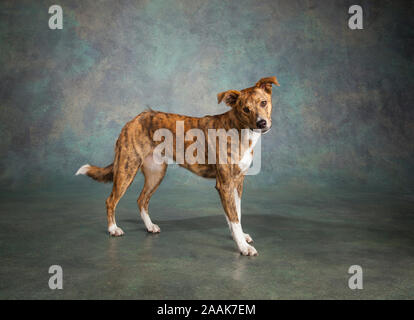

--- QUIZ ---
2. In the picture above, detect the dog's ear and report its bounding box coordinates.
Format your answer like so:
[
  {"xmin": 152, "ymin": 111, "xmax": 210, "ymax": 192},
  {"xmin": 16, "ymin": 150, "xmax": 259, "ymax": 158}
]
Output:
[
  {"xmin": 217, "ymin": 90, "xmax": 241, "ymax": 107},
  {"xmin": 255, "ymin": 76, "xmax": 280, "ymax": 94}
]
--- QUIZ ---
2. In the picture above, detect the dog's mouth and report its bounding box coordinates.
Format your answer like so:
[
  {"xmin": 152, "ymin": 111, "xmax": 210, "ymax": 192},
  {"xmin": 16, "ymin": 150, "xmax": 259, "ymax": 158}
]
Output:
[{"xmin": 261, "ymin": 127, "xmax": 271, "ymax": 134}]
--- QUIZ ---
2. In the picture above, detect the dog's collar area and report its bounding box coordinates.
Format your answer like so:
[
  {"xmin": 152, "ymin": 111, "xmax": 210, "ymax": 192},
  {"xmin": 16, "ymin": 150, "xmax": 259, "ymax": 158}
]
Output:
[{"xmin": 261, "ymin": 127, "xmax": 271, "ymax": 135}]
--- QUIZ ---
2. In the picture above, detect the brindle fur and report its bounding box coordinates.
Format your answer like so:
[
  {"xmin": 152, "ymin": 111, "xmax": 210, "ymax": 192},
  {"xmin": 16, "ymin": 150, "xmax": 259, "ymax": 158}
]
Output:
[{"xmin": 80, "ymin": 76, "xmax": 279, "ymax": 256}]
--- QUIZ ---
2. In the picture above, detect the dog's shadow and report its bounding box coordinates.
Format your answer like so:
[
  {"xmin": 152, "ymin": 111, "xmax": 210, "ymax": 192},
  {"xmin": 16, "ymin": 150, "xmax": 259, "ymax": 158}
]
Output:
[
  {"xmin": 121, "ymin": 214, "xmax": 293, "ymax": 240},
  {"xmin": 120, "ymin": 215, "xmax": 276, "ymax": 254},
  {"xmin": 123, "ymin": 215, "xmax": 228, "ymax": 235}
]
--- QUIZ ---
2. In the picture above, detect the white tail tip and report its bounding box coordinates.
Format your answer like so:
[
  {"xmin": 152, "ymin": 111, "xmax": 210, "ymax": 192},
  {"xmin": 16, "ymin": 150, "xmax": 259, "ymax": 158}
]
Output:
[{"xmin": 75, "ymin": 164, "xmax": 91, "ymax": 176}]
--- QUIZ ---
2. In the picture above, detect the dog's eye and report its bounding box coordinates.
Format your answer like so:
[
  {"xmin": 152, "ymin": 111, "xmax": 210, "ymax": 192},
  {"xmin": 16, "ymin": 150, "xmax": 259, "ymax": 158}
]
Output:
[
  {"xmin": 243, "ymin": 107, "xmax": 250, "ymax": 113},
  {"xmin": 260, "ymin": 101, "xmax": 267, "ymax": 107}
]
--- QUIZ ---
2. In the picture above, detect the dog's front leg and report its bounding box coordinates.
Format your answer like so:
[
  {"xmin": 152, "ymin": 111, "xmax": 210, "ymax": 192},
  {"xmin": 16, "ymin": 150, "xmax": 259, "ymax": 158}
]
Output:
[
  {"xmin": 235, "ymin": 177, "xmax": 254, "ymax": 244},
  {"xmin": 216, "ymin": 176, "xmax": 258, "ymax": 256}
]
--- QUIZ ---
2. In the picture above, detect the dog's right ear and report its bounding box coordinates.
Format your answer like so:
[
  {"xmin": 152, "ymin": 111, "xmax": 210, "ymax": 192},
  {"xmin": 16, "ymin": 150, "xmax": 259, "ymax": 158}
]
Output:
[{"xmin": 217, "ymin": 90, "xmax": 241, "ymax": 107}]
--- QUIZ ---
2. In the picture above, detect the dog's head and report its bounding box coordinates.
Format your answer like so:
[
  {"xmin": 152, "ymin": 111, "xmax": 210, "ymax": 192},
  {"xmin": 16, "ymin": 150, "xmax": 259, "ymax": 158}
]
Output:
[{"xmin": 217, "ymin": 76, "xmax": 280, "ymax": 134}]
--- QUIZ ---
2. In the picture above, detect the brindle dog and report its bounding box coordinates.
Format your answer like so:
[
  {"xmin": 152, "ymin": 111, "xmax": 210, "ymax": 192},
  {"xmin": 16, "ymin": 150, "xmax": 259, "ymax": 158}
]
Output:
[{"xmin": 76, "ymin": 76, "xmax": 279, "ymax": 256}]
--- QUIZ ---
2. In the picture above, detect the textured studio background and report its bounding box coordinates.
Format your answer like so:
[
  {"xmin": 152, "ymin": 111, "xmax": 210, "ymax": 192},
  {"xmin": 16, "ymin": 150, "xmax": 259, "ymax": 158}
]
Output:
[{"xmin": 0, "ymin": 0, "xmax": 413, "ymax": 193}]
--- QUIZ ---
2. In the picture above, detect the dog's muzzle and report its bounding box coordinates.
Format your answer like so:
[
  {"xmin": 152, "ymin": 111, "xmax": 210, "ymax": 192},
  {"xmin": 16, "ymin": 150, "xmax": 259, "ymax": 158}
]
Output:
[{"xmin": 256, "ymin": 119, "xmax": 271, "ymax": 134}]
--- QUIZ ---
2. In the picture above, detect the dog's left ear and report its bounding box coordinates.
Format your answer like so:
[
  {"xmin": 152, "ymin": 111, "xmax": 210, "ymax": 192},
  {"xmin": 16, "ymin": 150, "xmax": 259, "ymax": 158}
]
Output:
[
  {"xmin": 217, "ymin": 90, "xmax": 241, "ymax": 108},
  {"xmin": 255, "ymin": 76, "xmax": 280, "ymax": 94}
]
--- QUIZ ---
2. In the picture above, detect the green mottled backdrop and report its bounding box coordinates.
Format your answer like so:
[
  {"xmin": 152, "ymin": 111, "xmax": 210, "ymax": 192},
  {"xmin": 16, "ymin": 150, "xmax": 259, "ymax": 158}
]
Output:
[{"xmin": 0, "ymin": 0, "xmax": 413, "ymax": 192}]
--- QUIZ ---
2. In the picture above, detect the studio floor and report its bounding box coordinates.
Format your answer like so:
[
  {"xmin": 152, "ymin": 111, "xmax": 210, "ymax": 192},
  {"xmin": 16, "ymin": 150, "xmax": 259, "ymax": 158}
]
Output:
[{"xmin": 1, "ymin": 181, "xmax": 413, "ymax": 299}]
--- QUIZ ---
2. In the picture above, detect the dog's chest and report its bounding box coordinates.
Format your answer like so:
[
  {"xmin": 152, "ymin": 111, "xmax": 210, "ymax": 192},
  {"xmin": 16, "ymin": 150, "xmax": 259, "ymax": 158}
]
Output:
[
  {"xmin": 238, "ymin": 150, "xmax": 253, "ymax": 172},
  {"xmin": 238, "ymin": 131, "xmax": 260, "ymax": 172}
]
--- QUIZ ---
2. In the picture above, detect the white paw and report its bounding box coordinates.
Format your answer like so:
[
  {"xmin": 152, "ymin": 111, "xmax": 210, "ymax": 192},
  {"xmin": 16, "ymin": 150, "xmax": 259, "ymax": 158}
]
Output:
[
  {"xmin": 240, "ymin": 244, "xmax": 258, "ymax": 256},
  {"xmin": 108, "ymin": 225, "xmax": 124, "ymax": 237},
  {"xmin": 147, "ymin": 224, "xmax": 160, "ymax": 233},
  {"xmin": 244, "ymin": 233, "xmax": 253, "ymax": 243}
]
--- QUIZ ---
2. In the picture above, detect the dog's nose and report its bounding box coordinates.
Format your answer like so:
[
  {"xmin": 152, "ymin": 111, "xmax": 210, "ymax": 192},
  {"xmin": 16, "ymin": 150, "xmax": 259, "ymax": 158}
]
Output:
[{"xmin": 256, "ymin": 119, "xmax": 267, "ymax": 129}]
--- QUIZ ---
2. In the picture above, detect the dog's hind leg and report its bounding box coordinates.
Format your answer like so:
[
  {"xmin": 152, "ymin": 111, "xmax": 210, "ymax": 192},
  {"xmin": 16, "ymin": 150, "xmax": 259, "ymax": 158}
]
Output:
[
  {"xmin": 106, "ymin": 150, "xmax": 141, "ymax": 237},
  {"xmin": 137, "ymin": 154, "xmax": 167, "ymax": 233}
]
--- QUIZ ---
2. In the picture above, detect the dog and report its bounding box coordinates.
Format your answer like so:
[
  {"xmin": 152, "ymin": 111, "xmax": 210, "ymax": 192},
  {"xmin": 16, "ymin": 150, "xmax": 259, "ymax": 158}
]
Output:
[{"xmin": 76, "ymin": 76, "xmax": 279, "ymax": 256}]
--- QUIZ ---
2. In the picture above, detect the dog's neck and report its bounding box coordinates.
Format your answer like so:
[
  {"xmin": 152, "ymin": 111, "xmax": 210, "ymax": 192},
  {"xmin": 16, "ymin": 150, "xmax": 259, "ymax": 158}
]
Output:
[{"xmin": 215, "ymin": 108, "xmax": 249, "ymax": 132}]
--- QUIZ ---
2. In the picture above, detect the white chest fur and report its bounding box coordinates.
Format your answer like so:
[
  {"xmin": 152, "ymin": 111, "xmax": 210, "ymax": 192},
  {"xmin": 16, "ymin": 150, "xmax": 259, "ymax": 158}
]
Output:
[{"xmin": 238, "ymin": 131, "xmax": 260, "ymax": 172}]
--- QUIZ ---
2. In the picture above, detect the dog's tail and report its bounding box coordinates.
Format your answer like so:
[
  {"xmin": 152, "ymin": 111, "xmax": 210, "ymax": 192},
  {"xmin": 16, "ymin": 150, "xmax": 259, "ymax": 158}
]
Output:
[{"xmin": 75, "ymin": 163, "xmax": 114, "ymax": 183}]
